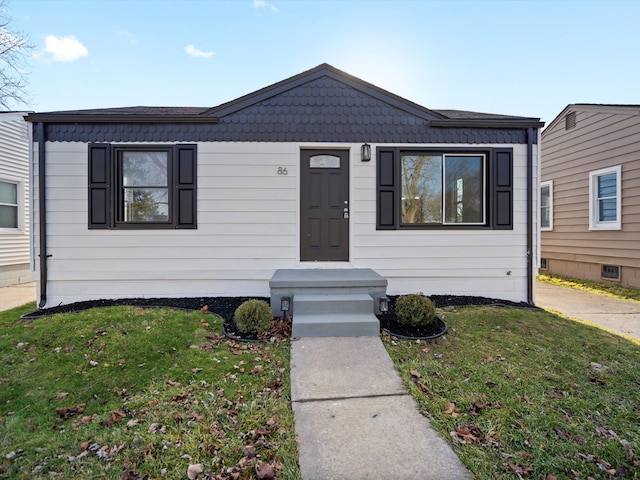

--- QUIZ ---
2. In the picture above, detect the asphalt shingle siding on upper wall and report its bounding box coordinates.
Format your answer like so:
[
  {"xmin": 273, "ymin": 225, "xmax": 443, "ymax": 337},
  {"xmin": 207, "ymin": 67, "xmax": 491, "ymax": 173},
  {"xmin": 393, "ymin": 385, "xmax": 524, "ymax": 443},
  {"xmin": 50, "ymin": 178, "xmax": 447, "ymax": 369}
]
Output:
[{"xmin": 43, "ymin": 76, "xmax": 528, "ymax": 144}]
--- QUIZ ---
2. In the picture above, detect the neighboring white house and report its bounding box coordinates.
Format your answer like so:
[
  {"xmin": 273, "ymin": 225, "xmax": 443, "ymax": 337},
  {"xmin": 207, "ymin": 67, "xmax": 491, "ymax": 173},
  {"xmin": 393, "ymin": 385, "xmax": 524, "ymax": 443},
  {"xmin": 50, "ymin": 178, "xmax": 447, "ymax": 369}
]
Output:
[
  {"xmin": 26, "ymin": 64, "xmax": 543, "ymax": 309},
  {"xmin": 0, "ymin": 112, "xmax": 31, "ymax": 287}
]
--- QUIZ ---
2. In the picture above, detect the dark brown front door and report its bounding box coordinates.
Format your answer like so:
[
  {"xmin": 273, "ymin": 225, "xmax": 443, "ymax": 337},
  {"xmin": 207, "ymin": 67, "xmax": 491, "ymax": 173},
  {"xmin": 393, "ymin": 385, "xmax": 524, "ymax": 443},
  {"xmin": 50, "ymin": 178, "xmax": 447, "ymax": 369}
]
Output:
[{"xmin": 300, "ymin": 149, "xmax": 349, "ymax": 261}]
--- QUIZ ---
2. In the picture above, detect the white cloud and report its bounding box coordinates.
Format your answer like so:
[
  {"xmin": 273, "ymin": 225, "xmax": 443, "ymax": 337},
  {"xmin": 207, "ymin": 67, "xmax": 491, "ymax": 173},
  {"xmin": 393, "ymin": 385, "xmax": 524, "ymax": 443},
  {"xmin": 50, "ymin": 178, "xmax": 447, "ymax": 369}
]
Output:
[
  {"xmin": 253, "ymin": 0, "xmax": 278, "ymax": 12},
  {"xmin": 117, "ymin": 29, "xmax": 138, "ymax": 45},
  {"xmin": 44, "ymin": 35, "xmax": 88, "ymax": 62},
  {"xmin": 184, "ymin": 44, "xmax": 214, "ymax": 58}
]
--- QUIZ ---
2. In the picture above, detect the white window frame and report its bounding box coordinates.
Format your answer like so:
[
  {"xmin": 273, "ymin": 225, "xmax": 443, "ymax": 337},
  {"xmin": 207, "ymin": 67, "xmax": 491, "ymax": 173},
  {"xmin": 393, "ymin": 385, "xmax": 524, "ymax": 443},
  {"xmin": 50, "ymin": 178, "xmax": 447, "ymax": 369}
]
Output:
[
  {"xmin": 589, "ymin": 165, "xmax": 621, "ymax": 231},
  {"xmin": 0, "ymin": 177, "xmax": 23, "ymax": 232},
  {"xmin": 540, "ymin": 180, "xmax": 553, "ymax": 231}
]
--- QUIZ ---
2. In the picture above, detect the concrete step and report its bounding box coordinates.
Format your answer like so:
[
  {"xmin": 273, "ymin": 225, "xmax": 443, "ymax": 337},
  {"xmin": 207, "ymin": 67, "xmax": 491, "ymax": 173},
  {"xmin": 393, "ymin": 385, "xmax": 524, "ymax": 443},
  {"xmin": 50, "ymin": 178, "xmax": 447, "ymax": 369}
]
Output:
[
  {"xmin": 293, "ymin": 293, "xmax": 373, "ymax": 316},
  {"xmin": 291, "ymin": 293, "xmax": 380, "ymax": 337},
  {"xmin": 292, "ymin": 313, "xmax": 380, "ymax": 338}
]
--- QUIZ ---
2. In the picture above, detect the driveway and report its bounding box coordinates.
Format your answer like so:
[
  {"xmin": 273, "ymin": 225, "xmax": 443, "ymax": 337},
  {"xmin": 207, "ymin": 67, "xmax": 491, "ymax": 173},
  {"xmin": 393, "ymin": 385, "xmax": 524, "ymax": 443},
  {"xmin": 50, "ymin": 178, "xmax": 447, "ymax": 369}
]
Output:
[
  {"xmin": 0, "ymin": 282, "xmax": 36, "ymax": 312},
  {"xmin": 536, "ymin": 280, "xmax": 640, "ymax": 340}
]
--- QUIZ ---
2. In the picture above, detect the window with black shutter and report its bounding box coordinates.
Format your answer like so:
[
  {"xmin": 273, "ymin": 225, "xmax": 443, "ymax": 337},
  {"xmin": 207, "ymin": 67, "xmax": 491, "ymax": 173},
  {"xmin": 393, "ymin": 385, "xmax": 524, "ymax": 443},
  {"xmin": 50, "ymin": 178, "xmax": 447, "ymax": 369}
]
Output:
[
  {"xmin": 376, "ymin": 147, "xmax": 513, "ymax": 230},
  {"xmin": 88, "ymin": 143, "xmax": 197, "ymax": 229}
]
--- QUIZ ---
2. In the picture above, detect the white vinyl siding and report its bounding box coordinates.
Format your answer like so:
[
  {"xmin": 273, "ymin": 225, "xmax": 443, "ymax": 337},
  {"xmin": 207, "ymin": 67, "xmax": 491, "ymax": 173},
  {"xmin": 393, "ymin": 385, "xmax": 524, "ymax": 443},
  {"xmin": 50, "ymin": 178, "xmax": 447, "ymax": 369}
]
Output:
[
  {"xmin": 0, "ymin": 113, "xmax": 30, "ymax": 279},
  {"xmin": 34, "ymin": 141, "xmax": 535, "ymax": 306}
]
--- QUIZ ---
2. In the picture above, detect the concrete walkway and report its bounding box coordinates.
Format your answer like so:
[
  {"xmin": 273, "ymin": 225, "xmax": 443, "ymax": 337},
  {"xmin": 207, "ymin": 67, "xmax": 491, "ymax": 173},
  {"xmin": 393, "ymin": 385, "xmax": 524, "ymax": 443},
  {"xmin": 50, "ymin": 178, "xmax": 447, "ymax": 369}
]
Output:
[
  {"xmin": 536, "ymin": 280, "xmax": 640, "ymax": 340},
  {"xmin": 291, "ymin": 336, "xmax": 473, "ymax": 480},
  {"xmin": 0, "ymin": 281, "xmax": 36, "ymax": 312}
]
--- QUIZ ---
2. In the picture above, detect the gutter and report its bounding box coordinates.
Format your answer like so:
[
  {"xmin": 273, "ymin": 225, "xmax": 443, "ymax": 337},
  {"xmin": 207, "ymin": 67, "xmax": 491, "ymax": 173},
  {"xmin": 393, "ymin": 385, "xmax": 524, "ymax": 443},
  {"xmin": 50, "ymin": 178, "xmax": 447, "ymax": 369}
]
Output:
[
  {"xmin": 24, "ymin": 113, "xmax": 219, "ymax": 124},
  {"xmin": 35, "ymin": 122, "xmax": 48, "ymax": 308},
  {"xmin": 527, "ymin": 127, "xmax": 535, "ymax": 305},
  {"xmin": 430, "ymin": 119, "xmax": 545, "ymax": 129}
]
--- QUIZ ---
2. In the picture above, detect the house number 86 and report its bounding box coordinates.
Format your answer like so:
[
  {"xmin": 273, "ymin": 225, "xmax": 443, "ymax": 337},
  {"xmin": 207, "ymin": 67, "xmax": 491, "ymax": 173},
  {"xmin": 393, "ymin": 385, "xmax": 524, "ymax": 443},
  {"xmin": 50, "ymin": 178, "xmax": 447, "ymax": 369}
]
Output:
[{"xmin": 278, "ymin": 167, "xmax": 288, "ymax": 175}]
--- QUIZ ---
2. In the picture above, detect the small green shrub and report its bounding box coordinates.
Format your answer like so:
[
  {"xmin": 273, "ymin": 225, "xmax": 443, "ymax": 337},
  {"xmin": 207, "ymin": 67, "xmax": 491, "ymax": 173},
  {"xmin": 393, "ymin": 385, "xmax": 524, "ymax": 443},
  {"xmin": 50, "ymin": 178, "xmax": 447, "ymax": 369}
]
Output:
[
  {"xmin": 396, "ymin": 293, "xmax": 435, "ymax": 328},
  {"xmin": 234, "ymin": 299, "xmax": 272, "ymax": 334}
]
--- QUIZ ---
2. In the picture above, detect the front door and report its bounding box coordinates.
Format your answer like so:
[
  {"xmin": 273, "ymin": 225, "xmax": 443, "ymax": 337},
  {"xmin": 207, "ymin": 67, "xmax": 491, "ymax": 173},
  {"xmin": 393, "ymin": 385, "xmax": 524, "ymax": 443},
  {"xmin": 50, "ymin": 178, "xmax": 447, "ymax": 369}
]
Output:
[{"xmin": 300, "ymin": 149, "xmax": 349, "ymax": 261}]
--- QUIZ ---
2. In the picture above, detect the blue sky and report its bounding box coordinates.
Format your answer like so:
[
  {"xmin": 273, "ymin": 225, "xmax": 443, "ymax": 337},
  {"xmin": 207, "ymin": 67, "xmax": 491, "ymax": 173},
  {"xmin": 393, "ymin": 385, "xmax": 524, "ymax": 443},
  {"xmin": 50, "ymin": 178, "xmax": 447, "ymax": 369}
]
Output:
[{"xmin": 7, "ymin": 0, "xmax": 640, "ymax": 126}]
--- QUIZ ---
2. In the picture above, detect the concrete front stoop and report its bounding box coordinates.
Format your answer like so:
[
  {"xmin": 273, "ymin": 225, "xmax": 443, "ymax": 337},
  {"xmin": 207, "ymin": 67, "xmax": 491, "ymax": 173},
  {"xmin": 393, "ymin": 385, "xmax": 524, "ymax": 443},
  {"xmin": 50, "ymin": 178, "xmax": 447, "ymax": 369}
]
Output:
[{"xmin": 269, "ymin": 268, "xmax": 387, "ymax": 338}]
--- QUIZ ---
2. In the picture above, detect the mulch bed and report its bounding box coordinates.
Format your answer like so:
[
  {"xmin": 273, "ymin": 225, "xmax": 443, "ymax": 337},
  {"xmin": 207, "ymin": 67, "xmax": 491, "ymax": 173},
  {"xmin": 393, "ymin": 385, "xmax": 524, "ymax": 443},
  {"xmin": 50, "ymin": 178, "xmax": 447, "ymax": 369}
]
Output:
[{"xmin": 22, "ymin": 294, "xmax": 535, "ymax": 340}]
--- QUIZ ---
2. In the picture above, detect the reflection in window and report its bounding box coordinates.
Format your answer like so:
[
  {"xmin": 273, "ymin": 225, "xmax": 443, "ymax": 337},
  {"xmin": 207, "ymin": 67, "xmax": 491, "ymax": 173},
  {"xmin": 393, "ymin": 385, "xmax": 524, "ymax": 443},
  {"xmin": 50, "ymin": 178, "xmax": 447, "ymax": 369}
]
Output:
[
  {"xmin": 540, "ymin": 181, "xmax": 552, "ymax": 230},
  {"xmin": 121, "ymin": 151, "xmax": 169, "ymax": 222},
  {"xmin": 0, "ymin": 181, "xmax": 18, "ymax": 228},
  {"xmin": 597, "ymin": 173, "xmax": 617, "ymax": 222},
  {"xmin": 401, "ymin": 154, "xmax": 485, "ymax": 225}
]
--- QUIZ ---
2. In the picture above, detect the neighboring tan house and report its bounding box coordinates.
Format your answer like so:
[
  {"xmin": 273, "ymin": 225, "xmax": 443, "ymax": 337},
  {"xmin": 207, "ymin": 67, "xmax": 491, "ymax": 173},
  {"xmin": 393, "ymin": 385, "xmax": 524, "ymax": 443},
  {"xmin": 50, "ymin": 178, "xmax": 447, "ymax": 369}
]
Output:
[
  {"xmin": 0, "ymin": 112, "xmax": 31, "ymax": 287},
  {"xmin": 541, "ymin": 104, "xmax": 640, "ymax": 288},
  {"xmin": 26, "ymin": 64, "xmax": 543, "ymax": 314}
]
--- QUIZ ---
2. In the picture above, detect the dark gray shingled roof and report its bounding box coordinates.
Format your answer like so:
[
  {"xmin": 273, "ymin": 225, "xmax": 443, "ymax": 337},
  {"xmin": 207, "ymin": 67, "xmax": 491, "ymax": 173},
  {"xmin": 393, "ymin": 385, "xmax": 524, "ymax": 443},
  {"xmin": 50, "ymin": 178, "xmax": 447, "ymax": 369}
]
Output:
[{"xmin": 27, "ymin": 63, "xmax": 543, "ymax": 144}]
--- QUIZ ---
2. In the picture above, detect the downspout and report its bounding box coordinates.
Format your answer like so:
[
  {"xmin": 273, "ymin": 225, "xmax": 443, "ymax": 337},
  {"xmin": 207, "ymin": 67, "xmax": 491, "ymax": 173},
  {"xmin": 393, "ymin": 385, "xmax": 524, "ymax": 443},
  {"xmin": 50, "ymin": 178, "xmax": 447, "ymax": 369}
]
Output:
[
  {"xmin": 526, "ymin": 127, "xmax": 535, "ymax": 305},
  {"xmin": 36, "ymin": 122, "xmax": 48, "ymax": 308}
]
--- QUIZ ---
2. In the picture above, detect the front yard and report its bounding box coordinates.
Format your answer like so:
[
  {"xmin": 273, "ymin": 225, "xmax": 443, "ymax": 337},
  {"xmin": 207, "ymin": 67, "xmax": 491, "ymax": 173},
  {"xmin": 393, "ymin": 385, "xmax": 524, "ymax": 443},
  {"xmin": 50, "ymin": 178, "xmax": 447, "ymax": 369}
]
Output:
[{"xmin": 1, "ymin": 300, "xmax": 639, "ymax": 479}]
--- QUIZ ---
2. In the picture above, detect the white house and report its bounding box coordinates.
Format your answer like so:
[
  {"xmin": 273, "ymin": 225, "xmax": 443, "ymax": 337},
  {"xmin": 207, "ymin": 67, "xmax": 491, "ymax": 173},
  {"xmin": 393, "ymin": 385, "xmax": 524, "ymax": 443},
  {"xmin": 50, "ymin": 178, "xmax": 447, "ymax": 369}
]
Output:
[
  {"xmin": 0, "ymin": 112, "xmax": 31, "ymax": 287},
  {"xmin": 26, "ymin": 64, "xmax": 543, "ymax": 313}
]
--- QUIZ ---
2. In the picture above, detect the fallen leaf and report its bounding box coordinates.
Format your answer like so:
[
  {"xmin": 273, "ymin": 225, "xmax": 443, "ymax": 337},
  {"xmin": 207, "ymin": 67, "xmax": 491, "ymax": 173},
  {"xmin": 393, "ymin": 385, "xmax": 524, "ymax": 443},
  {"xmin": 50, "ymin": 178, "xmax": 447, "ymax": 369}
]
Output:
[
  {"xmin": 187, "ymin": 463, "xmax": 204, "ymax": 480},
  {"xmin": 506, "ymin": 462, "xmax": 534, "ymax": 476},
  {"xmin": 445, "ymin": 402, "xmax": 456, "ymax": 414},
  {"xmin": 410, "ymin": 369, "xmax": 421, "ymax": 379},
  {"xmin": 546, "ymin": 390, "xmax": 564, "ymax": 399},
  {"xmin": 421, "ymin": 347, "xmax": 430, "ymax": 354},
  {"xmin": 56, "ymin": 392, "xmax": 69, "ymax": 399},
  {"xmin": 56, "ymin": 404, "xmax": 86, "ymax": 419},
  {"xmin": 256, "ymin": 463, "xmax": 275, "ymax": 480}
]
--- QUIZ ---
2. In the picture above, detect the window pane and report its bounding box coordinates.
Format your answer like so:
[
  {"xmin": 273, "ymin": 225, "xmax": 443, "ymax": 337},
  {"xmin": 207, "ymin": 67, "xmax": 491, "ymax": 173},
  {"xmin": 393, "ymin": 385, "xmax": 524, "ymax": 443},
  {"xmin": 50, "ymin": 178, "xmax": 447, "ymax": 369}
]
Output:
[
  {"xmin": 124, "ymin": 188, "xmax": 169, "ymax": 222},
  {"xmin": 597, "ymin": 173, "xmax": 617, "ymax": 222},
  {"xmin": 401, "ymin": 155, "xmax": 442, "ymax": 224},
  {"xmin": 309, "ymin": 155, "xmax": 340, "ymax": 168},
  {"xmin": 598, "ymin": 198, "xmax": 617, "ymax": 222},
  {"xmin": 0, "ymin": 205, "xmax": 18, "ymax": 228},
  {"xmin": 597, "ymin": 173, "xmax": 616, "ymax": 198},
  {"xmin": 444, "ymin": 156, "xmax": 484, "ymax": 223},
  {"xmin": 0, "ymin": 181, "xmax": 17, "ymax": 204},
  {"xmin": 541, "ymin": 184, "xmax": 550, "ymax": 228},
  {"xmin": 123, "ymin": 152, "xmax": 168, "ymax": 187}
]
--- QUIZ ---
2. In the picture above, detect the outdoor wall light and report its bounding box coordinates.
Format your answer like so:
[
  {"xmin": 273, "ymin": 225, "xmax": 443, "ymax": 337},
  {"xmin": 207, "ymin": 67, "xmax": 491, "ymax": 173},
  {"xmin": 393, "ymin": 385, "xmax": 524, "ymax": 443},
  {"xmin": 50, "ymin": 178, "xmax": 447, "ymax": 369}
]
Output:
[
  {"xmin": 280, "ymin": 296, "xmax": 291, "ymax": 319},
  {"xmin": 361, "ymin": 143, "xmax": 371, "ymax": 162},
  {"xmin": 379, "ymin": 296, "xmax": 389, "ymax": 313}
]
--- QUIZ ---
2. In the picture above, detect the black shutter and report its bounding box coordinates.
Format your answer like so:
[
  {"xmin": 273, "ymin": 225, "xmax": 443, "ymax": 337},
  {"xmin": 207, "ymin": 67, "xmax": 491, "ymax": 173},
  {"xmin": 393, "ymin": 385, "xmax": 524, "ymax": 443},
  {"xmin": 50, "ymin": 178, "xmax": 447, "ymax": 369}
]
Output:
[
  {"xmin": 377, "ymin": 148, "xmax": 397, "ymax": 230},
  {"xmin": 88, "ymin": 143, "xmax": 111, "ymax": 229},
  {"xmin": 173, "ymin": 144, "xmax": 197, "ymax": 229},
  {"xmin": 493, "ymin": 148, "xmax": 513, "ymax": 229}
]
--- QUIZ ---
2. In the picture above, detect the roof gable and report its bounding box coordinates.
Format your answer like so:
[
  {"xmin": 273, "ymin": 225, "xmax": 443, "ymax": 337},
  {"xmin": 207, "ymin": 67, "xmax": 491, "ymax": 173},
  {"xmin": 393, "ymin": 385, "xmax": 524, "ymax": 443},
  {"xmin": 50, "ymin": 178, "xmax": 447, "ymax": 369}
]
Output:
[
  {"xmin": 544, "ymin": 103, "xmax": 640, "ymax": 136},
  {"xmin": 203, "ymin": 63, "xmax": 446, "ymax": 122}
]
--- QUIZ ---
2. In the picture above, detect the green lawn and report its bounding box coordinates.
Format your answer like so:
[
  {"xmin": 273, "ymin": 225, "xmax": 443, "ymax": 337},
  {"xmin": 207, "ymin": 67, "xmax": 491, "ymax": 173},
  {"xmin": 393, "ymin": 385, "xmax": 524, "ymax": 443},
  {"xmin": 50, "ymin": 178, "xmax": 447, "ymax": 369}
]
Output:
[
  {"xmin": 384, "ymin": 305, "xmax": 640, "ymax": 480},
  {"xmin": 0, "ymin": 303, "xmax": 300, "ymax": 479}
]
